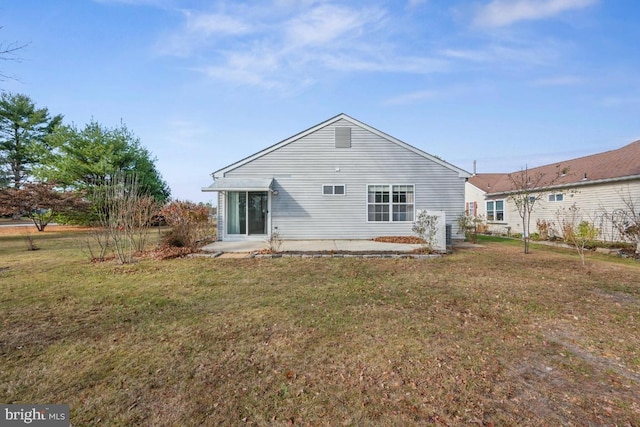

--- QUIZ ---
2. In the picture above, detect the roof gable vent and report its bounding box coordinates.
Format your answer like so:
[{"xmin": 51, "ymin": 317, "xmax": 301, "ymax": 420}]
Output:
[{"xmin": 335, "ymin": 127, "xmax": 351, "ymax": 148}]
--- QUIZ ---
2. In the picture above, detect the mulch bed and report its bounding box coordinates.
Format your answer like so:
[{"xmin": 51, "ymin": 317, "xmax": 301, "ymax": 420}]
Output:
[{"xmin": 372, "ymin": 236, "xmax": 425, "ymax": 244}]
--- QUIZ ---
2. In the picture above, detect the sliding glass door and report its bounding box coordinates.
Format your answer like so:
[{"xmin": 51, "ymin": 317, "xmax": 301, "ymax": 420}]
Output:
[
  {"xmin": 247, "ymin": 192, "xmax": 268, "ymax": 235},
  {"xmin": 227, "ymin": 191, "xmax": 267, "ymax": 236},
  {"xmin": 227, "ymin": 191, "xmax": 247, "ymax": 235}
]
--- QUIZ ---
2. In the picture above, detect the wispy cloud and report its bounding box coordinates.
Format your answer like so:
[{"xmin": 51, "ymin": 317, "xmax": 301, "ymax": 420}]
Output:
[
  {"xmin": 156, "ymin": 9, "xmax": 256, "ymax": 57},
  {"xmin": 184, "ymin": 11, "xmax": 254, "ymax": 36},
  {"xmin": 385, "ymin": 90, "xmax": 438, "ymax": 105},
  {"xmin": 320, "ymin": 52, "xmax": 447, "ymax": 74},
  {"xmin": 601, "ymin": 96, "xmax": 640, "ymax": 107},
  {"xmin": 155, "ymin": 2, "xmax": 446, "ymax": 89},
  {"xmin": 385, "ymin": 84, "xmax": 489, "ymax": 105},
  {"xmin": 151, "ymin": 0, "xmax": 598, "ymax": 91},
  {"xmin": 92, "ymin": 0, "xmax": 170, "ymax": 5},
  {"xmin": 440, "ymin": 48, "xmax": 491, "ymax": 62},
  {"xmin": 196, "ymin": 49, "xmax": 286, "ymax": 89},
  {"xmin": 407, "ymin": 0, "xmax": 428, "ymax": 8},
  {"xmin": 439, "ymin": 42, "xmax": 560, "ymax": 69},
  {"xmin": 473, "ymin": 0, "xmax": 597, "ymax": 28},
  {"xmin": 284, "ymin": 4, "xmax": 384, "ymax": 47},
  {"xmin": 532, "ymin": 75, "xmax": 587, "ymax": 86}
]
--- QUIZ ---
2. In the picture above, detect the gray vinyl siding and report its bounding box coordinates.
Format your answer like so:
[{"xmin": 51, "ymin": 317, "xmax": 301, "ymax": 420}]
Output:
[{"xmin": 221, "ymin": 119, "xmax": 466, "ymax": 240}]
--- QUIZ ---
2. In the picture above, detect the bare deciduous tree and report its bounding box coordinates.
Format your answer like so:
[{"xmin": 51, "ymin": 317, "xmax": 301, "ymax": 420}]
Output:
[
  {"xmin": 507, "ymin": 165, "xmax": 564, "ymax": 254},
  {"xmin": 0, "ymin": 28, "xmax": 28, "ymax": 82},
  {"xmin": 611, "ymin": 187, "xmax": 640, "ymax": 254}
]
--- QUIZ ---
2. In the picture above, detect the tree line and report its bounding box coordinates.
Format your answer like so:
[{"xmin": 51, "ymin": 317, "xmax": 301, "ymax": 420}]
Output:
[{"xmin": 0, "ymin": 91, "xmax": 170, "ymax": 225}]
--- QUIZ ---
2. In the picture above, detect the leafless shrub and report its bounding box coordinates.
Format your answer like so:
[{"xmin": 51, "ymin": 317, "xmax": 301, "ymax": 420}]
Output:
[
  {"xmin": 23, "ymin": 229, "xmax": 38, "ymax": 251},
  {"xmin": 412, "ymin": 210, "xmax": 440, "ymax": 252},
  {"xmin": 159, "ymin": 200, "xmax": 214, "ymax": 250},
  {"xmin": 558, "ymin": 204, "xmax": 599, "ymax": 266},
  {"xmin": 457, "ymin": 213, "xmax": 485, "ymax": 243},
  {"xmin": 84, "ymin": 173, "xmax": 159, "ymax": 264},
  {"xmin": 536, "ymin": 219, "xmax": 557, "ymax": 241},
  {"xmin": 267, "ymin": 228, "xmax": 283, "ymax": 252},
  {"xmin": 82, "ymin": 227, "xmax": 111, "ymax": 262}
]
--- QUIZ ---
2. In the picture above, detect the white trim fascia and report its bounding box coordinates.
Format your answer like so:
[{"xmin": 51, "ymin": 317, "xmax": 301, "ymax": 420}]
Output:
[
  {"xmin": 202, "ymin": 177, "xmax": 273, "ymax": 192},
  {"xmin": 202, "ymin": 187, "xmax": 272, "ymax": 192}
]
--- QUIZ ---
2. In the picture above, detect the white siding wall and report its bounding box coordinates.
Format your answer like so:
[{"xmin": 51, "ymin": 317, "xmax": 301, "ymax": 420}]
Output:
[
  {"xmin": 222, "ymin": 119, "xmax": 467, "ymax": 240},
  {"xmin": 464, "ymin": 181, "xmax": 487, "ymax": 218},
  {"xmin": 478, "ymin": 181, "xmax": 640, "ymax": 240}
]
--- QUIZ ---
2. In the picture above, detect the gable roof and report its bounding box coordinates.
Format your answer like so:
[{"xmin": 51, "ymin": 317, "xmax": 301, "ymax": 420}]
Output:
[
  {"xmin": 469, "ymin": 140, "xmax": 640, "ymax": 195},
  {"xmin": 212, "ymin": 113, "xmax": 470, "ymax": 178}
]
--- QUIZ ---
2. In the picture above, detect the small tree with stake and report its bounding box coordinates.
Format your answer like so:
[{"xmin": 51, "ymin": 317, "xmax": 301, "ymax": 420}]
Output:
[
  {"xmin": 559, "ymin": 203, "xmax": 599, "ymax": 266},
  {"xmin": 507, "ymin": 165, "xmax": 564, "ymax": 254}
]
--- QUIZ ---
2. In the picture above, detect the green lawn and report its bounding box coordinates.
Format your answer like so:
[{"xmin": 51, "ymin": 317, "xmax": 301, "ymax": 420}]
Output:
[{"xmin": 1, "ymin": 230, "xmax": 639, "ymax": 426}]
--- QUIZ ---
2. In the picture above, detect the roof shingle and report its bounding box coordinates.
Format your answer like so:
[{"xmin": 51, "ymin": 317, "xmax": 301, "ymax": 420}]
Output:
[{"xmin": 469, "ymin": 140, "xmax": 640, "ymax": 194}]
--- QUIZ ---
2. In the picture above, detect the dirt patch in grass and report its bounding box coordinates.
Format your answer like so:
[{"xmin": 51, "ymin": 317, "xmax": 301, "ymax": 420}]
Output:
[{"xmin": 1, "ymin": 234, "xmax": 639, "ymax": 425}]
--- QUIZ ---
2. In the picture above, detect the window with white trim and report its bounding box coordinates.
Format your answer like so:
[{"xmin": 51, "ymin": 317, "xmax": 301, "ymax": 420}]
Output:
[
  {"xmin": 486, "ymin": 200, "xmax": 504, "ymax": 222},
  {"xmin": 367, "ymin": 184, "xmax": 414, "ymax": 222},
  {"xmin": 323, "ymin": 184, "xmax": 345, "ymax": 195},
  {"xmin": 466, "ymin": 202, "xmax": 477, "ymax": 217},
  {"xmin": 548, "ymin": 193, "xmax": 564, "ymax": 202}
]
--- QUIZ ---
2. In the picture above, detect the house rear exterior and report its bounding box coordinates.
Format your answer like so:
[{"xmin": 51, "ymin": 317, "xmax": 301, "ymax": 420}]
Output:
[
  {"xmin": 203, "ymin": 114, "xmax": 470, "ymax": 246},
  {"xmin": 465, "ymin": 140, "xmax": 640, "ymax": 242}
]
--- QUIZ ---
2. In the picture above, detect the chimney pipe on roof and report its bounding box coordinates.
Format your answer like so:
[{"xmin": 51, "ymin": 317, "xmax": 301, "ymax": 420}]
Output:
[{"xmin": 473, "ymin": 160, "xmax": 476, "ymax": 176}]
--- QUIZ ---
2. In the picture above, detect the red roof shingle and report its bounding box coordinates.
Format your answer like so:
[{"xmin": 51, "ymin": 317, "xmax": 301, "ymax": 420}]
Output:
[{"xmin": 469, "ymin": 140, "xmax": 640, "ymax": 194}]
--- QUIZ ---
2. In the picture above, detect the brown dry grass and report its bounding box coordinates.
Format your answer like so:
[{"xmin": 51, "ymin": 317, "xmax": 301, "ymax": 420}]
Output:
[
  {"xmin": 1, "ymin": 231, "xmax": 639, "ymax": 426},
  {"xmin": 0, "ymin": 223, "xmax": 95, "ymax": 235}
]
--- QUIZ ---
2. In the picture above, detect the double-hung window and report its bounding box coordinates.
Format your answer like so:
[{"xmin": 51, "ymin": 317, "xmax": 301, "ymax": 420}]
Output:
[
  {"xmin": 486, "ymin": 200, "xmax": 504, "ymax": 222},
  {"xmin": 367, "ymin": 184, "xmax": 414, "ymax": 222}
]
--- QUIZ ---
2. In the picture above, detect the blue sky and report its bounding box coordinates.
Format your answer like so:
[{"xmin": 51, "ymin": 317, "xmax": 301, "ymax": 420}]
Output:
[{"xmin": 2, "ymin": 0, "xmax": 639, "ymax": 203}]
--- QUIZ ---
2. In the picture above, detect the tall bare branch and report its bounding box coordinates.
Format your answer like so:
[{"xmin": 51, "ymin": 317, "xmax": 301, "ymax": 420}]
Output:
[{"xmin": 0, "ymin": 27, "xmax": 29, "ymax": 81}]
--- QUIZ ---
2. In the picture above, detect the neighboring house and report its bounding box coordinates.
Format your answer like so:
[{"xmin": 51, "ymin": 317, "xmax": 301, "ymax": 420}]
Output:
[
  {"xmin": 465, "ymin": 140, "xmax": 640, "ymax": 241},
  {"xmin": 203, "ymin": 113, "xmax": 471, "ymax": 249}
]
